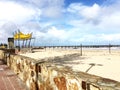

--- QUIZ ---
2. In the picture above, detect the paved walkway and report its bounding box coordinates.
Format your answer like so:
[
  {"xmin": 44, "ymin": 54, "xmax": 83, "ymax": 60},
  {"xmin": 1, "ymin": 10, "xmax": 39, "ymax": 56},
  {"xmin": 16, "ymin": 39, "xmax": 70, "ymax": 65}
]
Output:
[{"xmin": 0, "ymin": 60, "xmax": 26, "ymax": 90}]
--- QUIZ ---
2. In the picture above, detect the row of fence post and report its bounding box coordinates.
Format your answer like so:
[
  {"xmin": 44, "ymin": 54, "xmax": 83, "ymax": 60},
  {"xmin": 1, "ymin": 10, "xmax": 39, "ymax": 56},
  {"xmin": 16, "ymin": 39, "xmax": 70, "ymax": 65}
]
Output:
[
  {"xmin": 80, "ymin": 44, "xmax": 112, "ymax": 56},
  {"xmin": 43, "ymin": 44, "xmax": 113, "ymax": 56}
]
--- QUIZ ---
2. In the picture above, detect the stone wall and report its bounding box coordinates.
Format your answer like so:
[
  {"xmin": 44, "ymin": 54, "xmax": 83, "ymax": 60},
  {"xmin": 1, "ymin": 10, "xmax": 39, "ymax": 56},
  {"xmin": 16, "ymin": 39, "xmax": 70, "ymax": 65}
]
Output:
[
  {"xmin": 1, "ymin": 49, "xmax": 120, "ymax": 90},
  {"xmin": 0, "ymin": 49, "xmax": 4, "ymax": 59},
  {"xmin": 36, "ymin": 61, "xmax": 120, "ymax": 90},
  {"xmin": 6, "ymin": 54, "xmax": 37, "ymax": 90}
]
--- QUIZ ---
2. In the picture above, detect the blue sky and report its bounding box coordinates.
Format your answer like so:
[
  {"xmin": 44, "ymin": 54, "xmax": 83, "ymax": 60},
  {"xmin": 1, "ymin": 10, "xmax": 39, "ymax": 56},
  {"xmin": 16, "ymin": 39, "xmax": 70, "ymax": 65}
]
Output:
[
  {"xmin": 0, "ymin": 0, "xmax": 120, "ymax": 46},
  {"xmin": 65, "ymin": 0, "xmax": 104, "ymax": 6}
]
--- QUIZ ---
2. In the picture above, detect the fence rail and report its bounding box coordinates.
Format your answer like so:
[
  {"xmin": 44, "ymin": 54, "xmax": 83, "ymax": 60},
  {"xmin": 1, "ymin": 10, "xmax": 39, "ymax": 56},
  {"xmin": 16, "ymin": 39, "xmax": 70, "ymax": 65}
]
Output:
[{"xmin": 34, "ymin": 44, "xmax": 120, "ymax": 49}]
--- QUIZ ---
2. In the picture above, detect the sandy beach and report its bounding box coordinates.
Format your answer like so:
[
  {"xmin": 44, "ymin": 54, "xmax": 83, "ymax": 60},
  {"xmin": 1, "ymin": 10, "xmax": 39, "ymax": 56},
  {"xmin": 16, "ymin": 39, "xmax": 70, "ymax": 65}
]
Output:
[{"xmin": 20, "ymin": 47, "xmax": 120, "ymax": 82}]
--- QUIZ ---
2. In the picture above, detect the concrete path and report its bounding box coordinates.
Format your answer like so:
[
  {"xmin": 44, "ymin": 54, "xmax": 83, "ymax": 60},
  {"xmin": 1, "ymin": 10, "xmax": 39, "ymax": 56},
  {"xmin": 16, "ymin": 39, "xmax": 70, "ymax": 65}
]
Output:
[{"xmin": 0, "ymin": 60, "xmax": 26, "ymax": 90}]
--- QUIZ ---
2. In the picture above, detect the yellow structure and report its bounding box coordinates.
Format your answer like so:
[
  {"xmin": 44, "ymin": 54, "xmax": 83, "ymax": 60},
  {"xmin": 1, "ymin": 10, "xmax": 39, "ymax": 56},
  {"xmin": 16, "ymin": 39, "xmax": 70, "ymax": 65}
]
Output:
[
  {"xmin": 14, "ymin": 31, "xmax": 32, "ymax": 40},
  {"xmin": 13, "ymin": 31, "xmax": 33, "ymax": 48}
]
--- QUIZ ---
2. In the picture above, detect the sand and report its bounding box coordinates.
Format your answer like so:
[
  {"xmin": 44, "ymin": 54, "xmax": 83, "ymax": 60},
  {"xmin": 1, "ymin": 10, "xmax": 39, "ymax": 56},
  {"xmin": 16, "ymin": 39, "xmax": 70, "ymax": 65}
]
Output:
[{"xmin": 20, "ymin": 47, "xmax": 120, "ymax": 82}]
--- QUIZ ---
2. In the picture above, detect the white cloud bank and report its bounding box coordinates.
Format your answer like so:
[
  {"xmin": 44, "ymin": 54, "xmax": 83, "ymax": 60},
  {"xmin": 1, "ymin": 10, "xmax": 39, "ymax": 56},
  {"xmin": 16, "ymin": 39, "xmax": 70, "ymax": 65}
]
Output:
[
  {"xmin": 0, "ymin": 0, "xmax": 65, "ymax": 44},
  {"xmin": 0, "ymin": 1, "xmax": 41, "ymax": 43},
  {"xmin": 65, "ymin": 0, "xmax": 120, "ymax": 44},
  {"xmin": 24, "ymin": 0, "xmax": 64, "ymax": 18},
  {"xmin": 0, "ymin": 0, "xmax": 120, "ymax": 45},
  {"xmin": 0, "ymin": 1, "xmax": 39, "ymax": 23}
]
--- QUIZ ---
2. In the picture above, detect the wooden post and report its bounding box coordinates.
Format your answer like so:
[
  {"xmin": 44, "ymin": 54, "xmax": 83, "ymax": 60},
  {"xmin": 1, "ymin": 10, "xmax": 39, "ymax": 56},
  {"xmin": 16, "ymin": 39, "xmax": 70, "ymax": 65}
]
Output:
[
  {"xmin": 13, "ymin": 32, "xmax": 15, "ymax": 48},
  {"xmin": 25, "ymin": 39, "xmax": 27, "ymax": 48},
  {"xmin": 14, "ymin": 31, "xmax": 17, "ymax": 47},
  {"xmin": 45, "ymin": 46, "xmax": 46, "ymax": 51},
  {"xmin": 22, "ymin": 40, "xmax": 25, "ymax": 48},
  {"xmin": 18, "ymin": 30, "xmax": 20, "ymax": 51},
  {"xmin": 28, "ymin": 38, "xmax": 31, "ymax": 48},
  {"xmin": 109, "ymin": 44, "xmax": 111, "ymax": 54},
  {"xmin": 28, "ymin": 33, "xmax": 32, "ymax": 48},
  {"xmin": 80, "ymin": 44, "xmax": 82, "ymax": 56}
]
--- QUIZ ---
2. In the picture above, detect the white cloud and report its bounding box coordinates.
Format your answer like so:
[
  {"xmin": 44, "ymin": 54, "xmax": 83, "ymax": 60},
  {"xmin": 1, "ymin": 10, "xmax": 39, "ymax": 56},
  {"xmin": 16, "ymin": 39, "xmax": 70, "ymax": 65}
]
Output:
[
  {"xmin": 67, "ymin": 1, "xmax": 120, "ymax": 27},
  {"xmin": 0, "ymin": 1, "xmax": 40, "ymax": 23},
  {"xmin": 34, "ymin": 26, "xmax": 67, "ymax": 39},
  {"xmin": 25, "ymin": 0, "xmax": 64, "ymax": 18},
  {"xmin": 0, "ymin": 1, "xmax": 41, "ymax": 43},
  {"xmin": 63, "ymin": 1, "xmax": 120, "ymax": 44},
  {"xmin": 68, "ymin": 3, "xmax": 100, "ymax": 19},
  {"xmin": 25, "ymin": 0, "xmax": 64, "ymax": 8},
  {"xmin": 67, "ymin": 3, "xmax": 101, "ymax": 24},
  {"xmin": 0, "ymin": 22, "xmax": 18, "ymax": 43},
  {"xmin": 47, "ymin": 26, "xmax": 67, "ymax": 40},
  {"xmin": 31, "ymin": 26, "xmax": 69, "ymax": 45},
  {"xmin": 42, "ymin": 6, "xmax": 63, "ymax": 18},
  {"xmin": 67, "ymin": 3, "xmax": 83, "ymax": 13},
  {"xmin": 0, "ymin": 0, "xmax": 120, "ymax": 45},
  {"xmin": 98, "ymin": 12, "xmax": 120, "ymax": 31},
  {"xmin": 0, "ymin": 0, "xmax": 65, "ymax": 44},
  {"xmin": 67, "ymin": 1, "xmax": 120, "ymax": 30},
  {"xmin": 81, "ymin": 4, "xmax": 100, "ymax": 19}
]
